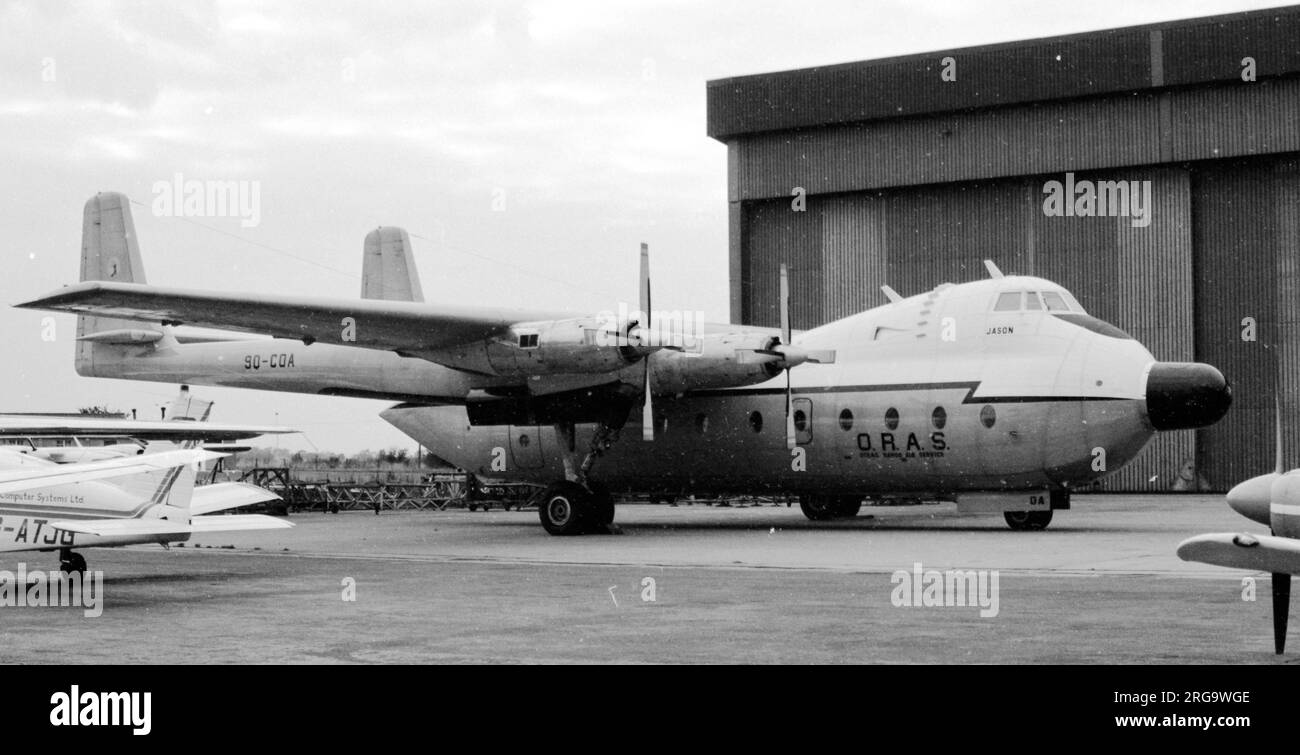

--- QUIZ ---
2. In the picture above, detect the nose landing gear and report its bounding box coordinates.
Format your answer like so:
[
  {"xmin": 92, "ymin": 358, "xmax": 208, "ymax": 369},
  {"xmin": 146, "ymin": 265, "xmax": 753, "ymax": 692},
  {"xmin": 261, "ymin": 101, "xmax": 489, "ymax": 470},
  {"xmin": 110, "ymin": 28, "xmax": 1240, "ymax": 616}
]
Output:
[{"xmin": 1004, "ymin": 510, "xmax": 1053, "ymax": 530}]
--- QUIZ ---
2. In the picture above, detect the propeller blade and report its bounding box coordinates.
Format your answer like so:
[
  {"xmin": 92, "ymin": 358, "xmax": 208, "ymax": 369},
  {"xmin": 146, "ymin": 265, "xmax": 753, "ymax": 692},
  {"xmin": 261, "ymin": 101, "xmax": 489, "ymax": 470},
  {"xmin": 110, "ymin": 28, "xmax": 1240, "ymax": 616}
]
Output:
[
  {"xmin": 640, "ymin": 243, "xmax": 651, "ymax": 336},
  {"xmin": 642, "ymin": 363, "xmax": 654, "ymax": 441},
  {"xmin": 1277, "ymin": 395, "xmax": 1285, "ymax": 475},
  {"xmin": 641, "ymin": 242, "xmax": 653, "ymax": 442},
  {"xmin": 779, "ymin": 263, "xmax": 791, "ymax": 346},
  {"xmin": 1273, "ymin": 572, "xmax": 1291, "ymax": 654},
  {"xmin": 785, "ymin": 369, "xmax": 795, "ymax": 450}
]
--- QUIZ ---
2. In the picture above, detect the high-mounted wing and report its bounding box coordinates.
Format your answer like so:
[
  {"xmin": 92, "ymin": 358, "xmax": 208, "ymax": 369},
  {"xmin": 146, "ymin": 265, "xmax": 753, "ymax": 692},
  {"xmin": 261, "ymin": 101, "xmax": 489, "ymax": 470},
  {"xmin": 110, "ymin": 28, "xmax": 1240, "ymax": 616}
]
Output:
[
  {"xmin": 0, "ymin": 416, "xmax": 294, "ymax": 441},
  {"xmin": 18, "ymin": 281, "xmax": 575, "ymax": 357},
  {"xmin": 0, "ymin": 449, "xmax": 222, "ymax": 494}
]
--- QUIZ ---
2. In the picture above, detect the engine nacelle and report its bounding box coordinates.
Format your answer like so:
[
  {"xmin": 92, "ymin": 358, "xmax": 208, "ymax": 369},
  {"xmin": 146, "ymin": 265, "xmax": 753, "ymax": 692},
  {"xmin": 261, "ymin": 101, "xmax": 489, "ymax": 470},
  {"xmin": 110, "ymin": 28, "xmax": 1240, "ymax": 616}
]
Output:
[
  {"xmin": 652, "ymin": 331, "xmax": 782, "ymax": 393},
  {"xmin": 481, "ymin": 318, "xmax": 640, "ymax": 377}
]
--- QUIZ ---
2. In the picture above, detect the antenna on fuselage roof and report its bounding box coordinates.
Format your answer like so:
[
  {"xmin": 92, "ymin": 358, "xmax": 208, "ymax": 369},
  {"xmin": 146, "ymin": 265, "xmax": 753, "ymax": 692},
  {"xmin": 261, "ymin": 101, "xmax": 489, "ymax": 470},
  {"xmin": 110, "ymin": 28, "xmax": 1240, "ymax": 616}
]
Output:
[
  {"xmin": 983, "ymin": 260, "xmax": 1004, "ymax": 279},
  {"xmin": 880, "ymin": 285, "xmax": 903, "ymax": 304}
]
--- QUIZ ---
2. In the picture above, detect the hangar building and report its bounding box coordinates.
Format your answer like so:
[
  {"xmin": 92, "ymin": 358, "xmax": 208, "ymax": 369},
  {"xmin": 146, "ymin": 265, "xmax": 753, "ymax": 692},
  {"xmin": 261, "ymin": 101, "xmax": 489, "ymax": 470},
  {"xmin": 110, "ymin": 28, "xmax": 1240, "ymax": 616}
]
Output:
[{"xmin": 706, "ymin": 6, "xmax": 1300, "ymax": 491}]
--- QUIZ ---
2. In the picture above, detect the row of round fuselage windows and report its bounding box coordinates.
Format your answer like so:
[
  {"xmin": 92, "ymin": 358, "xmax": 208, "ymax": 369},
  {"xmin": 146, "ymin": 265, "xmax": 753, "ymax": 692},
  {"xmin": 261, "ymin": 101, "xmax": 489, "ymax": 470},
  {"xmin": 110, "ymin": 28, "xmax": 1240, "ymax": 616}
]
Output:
[{"xmin": 723, "ymin": 405, "xmax": 998, "ymax": 434}]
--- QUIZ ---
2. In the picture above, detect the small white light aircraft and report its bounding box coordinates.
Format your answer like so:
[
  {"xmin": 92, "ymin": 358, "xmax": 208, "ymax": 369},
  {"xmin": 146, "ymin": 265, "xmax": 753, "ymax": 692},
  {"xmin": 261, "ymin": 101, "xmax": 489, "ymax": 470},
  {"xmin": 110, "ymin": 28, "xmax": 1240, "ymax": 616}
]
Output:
[
  {"xmin": 1, "ymin": 385, "xmax": 293, "ymax": 464},
  {"xmin": 18, "ymin": 193, "xmax": 1233, "ymax": 535},
  {"xmin": 1178, "ymin": 413, "xmax": 1300, "ymax": 654},
  {"xmin": 0, "ymin": 447, "xmax": 290, "ymax": 573}
]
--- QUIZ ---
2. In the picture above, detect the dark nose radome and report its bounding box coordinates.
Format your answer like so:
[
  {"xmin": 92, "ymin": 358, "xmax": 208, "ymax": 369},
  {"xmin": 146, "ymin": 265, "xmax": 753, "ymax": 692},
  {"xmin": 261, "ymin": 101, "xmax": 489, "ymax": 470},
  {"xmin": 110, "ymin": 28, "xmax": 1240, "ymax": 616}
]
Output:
[{"xmin": 1144, "ymin": 362, "xmax": 1232, "ymax": 431}]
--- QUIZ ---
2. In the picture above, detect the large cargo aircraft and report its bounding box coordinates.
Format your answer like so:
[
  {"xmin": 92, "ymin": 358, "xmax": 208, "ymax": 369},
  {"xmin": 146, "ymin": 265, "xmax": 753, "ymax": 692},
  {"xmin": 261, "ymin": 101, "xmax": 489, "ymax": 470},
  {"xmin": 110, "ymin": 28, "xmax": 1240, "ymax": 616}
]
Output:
[{"xmin": 18, "ymin": 193, "xmax": 1232, "ymax": 534}]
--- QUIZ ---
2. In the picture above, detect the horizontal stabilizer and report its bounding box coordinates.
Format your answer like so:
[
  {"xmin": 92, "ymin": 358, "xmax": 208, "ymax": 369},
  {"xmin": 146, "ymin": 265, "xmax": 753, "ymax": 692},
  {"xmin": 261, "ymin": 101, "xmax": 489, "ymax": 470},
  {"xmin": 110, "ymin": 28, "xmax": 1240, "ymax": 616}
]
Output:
[
  {"xmin": 76, "ymin": 328, "xmax": 163, "ymax": 345},
  {"xmin": 49, "ymin": 518, "xmax": 191, "ymax": 538},
  {"xmin": 1177, "ymin": 533, "xmax": 1300, "ymax": 574},
  {"xmin": 189, "ymin": 514, "xmax": 293, "ymax": 533},
  {"xmin": 50, "ymin": 513, "xmax": 291, "ymax": 537},
  {"xmin": 192, "ymin": 482, "xmax": 281, "ymax": 516}
]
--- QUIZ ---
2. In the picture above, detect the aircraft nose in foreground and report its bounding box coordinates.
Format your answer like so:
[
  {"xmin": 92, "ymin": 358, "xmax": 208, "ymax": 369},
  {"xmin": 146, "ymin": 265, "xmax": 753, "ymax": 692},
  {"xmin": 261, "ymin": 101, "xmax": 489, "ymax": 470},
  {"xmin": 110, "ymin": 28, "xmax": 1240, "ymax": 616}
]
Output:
[{"xmin": 1143, "ymin": 362, "xmax": 1232, "ymax": 431}]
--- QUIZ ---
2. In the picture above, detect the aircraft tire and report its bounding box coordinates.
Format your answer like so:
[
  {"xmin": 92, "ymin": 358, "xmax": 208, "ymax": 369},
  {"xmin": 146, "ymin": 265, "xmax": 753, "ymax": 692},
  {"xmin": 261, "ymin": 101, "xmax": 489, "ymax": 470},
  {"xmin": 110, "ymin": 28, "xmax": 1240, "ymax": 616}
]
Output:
[
  {"xmin": 60, "ymin": 550, "xmax": 87, "ymax": 574},
  {"xmin": 1004, "ymin": 510, "xmax": 1053, "ymax": 531},
  {"xmin": 801, "ymin": 495, "xmax": 861, "ymax": 520},
  {"xmin": 539, "ymin": 481, "xmax": 592, "ymax": 535},
  {"xmin": 836, "ymin": 497, "xmax": 863, "ymax": 518},
  {"xmin": 800, "ymin": 495, "xmax": 837, "ymax": 521},
  {"xmin": 585, "ymin": 480, "xmax": 616, "ymax": 529}
]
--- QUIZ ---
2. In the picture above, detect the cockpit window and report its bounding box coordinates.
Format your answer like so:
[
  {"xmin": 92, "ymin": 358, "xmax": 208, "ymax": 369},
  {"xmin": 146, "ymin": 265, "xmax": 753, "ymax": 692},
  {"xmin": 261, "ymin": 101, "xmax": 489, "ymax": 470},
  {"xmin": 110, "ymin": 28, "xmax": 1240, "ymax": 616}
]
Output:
[
  {"xmin": 993, "ymin": 288, "xmax": 1085, "ymax": 313},
  {"xmin": 1041, "ymin": 292, "xmax": 1070, "ymax": 312},
  {"xmin": 994, "ymin": 292, "xmax": 1021, "ymax": 311}
]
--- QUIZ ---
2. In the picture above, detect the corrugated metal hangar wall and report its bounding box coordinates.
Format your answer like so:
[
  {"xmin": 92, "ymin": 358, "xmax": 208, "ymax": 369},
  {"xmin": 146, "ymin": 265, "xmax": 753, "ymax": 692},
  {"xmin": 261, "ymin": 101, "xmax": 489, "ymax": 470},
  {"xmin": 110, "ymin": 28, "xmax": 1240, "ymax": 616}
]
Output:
[{"xmin": 708, "ymin": 8, "xmax": 1300, "ymax": 492}]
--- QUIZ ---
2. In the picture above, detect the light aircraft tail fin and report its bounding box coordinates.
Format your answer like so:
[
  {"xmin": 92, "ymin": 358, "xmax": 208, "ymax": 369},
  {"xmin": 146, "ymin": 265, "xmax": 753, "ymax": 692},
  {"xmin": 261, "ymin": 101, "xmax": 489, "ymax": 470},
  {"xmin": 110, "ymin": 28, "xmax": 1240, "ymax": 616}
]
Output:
[
  {"xmin": 75, "ymin": 193, "xmax": 167, "ymax": 375},
  {"xmin": 361, "ymin": 226, "xmax": 424, "ymax": 302},
  {"xmin": 153, "ymin": 455, "xmax": 198, "ymax": 520},
  {"xmin": 167, "ymin": 385, "xmax": 214, "ymax": 423},
  {"xmin": 95, "ymin": 449, "xmax": 203, "ymax": 524}
]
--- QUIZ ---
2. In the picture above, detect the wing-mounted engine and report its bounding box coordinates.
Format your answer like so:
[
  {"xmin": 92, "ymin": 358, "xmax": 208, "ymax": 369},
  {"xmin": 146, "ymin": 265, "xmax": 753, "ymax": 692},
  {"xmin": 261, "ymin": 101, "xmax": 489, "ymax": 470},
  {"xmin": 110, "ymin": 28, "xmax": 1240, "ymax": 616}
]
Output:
[
  {"xmin": 427, "ymin": 317, "xmax": 648, "ymax": 377},
  {"xmin": 651, "ymin": 331, "xmax": 783, "ymax": 393}
]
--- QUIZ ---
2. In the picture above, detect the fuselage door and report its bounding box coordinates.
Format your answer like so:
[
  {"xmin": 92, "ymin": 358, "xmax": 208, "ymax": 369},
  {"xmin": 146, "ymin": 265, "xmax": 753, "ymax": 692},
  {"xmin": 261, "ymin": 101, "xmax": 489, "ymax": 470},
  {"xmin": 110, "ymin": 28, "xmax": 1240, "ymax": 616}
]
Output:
[
  {"xmin": 509, "ymin": 425, "xmax": 544, "ymax": 468},
  {"xmin": 792, "ymin": 398, "xmax": 813, "ymax": 445}
]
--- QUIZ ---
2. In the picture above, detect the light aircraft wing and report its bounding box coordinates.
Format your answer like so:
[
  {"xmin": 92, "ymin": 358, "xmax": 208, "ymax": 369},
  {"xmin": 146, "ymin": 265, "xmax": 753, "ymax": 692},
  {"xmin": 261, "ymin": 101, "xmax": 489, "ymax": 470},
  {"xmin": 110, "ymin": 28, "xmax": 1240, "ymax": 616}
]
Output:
[
  {"xmin": 191, "ymin": 482, "xmax": 281, "ymax": 515},
  {"xmin": 0, "ymin": 416, "xmax": 293, "ymax": 441},
  {"xmin": 1177, "ymin": 532, "xmax": 1300, "ymax": 574},
  {"xmin": 0, "ymin": 449, "xmax": 222, "ymax": 494},
  {"xmin": 19, "ymin": 281, "xmax": 575, "ymax": 356},
  {"xmin": 48, "ymin": 513, "xmax": 292, "ymax": 537}
]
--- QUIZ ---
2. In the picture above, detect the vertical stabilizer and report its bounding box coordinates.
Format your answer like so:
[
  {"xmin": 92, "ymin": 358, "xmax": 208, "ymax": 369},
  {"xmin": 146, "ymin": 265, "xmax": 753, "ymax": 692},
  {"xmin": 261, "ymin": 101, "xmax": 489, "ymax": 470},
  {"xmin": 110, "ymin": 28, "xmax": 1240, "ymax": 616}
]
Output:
[
  {"xmin": 153, "ymin": 458, "xmax": 198, "ymax": 525},
  {"xmin": 167, "ymin": 385, "xmax": 214, "ymax": 423},
  {"xmin": 361, "ymin": 226, "xmax": 424, "ymax": 302},
  {"xmin": 76, "ymin": 193, "xmax": 157, "ymax": 375}
]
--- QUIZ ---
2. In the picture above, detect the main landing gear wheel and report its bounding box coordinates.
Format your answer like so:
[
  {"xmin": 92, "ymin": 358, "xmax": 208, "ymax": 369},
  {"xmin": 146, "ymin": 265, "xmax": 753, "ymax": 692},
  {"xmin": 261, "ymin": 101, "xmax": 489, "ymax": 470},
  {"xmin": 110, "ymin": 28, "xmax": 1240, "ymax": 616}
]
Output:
[
  {"xmin": 538, "ymin": 481, "xmax": 594, "ymax": 536},
  {"xmin": 799, "ymin": 495, "xmax": 862, "ymax": 521},
  {"xmin": 585, "ymin": 480, "xmax": 615, "ymax": 528},
  {"xmin": 59, "ymin": 549, "xmax": 87, "ymax": 574},
  {"xmin": 1004, "ymin": 510, "xmax": 1053, "ymax": 531}
]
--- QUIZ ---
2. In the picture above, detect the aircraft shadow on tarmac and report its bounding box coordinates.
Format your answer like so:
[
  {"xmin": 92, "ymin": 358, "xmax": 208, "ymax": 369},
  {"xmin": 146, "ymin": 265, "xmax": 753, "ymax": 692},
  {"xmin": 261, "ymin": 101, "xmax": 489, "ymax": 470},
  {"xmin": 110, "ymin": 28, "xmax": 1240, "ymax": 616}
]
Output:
[{"xmin": 474, "ymin": 510, "xmax": 1139, "ymax": 535}]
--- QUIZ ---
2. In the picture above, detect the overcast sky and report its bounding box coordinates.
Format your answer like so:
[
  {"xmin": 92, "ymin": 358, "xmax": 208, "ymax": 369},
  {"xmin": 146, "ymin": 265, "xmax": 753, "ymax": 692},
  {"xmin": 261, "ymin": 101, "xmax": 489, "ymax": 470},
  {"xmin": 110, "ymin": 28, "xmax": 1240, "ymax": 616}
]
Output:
[{"xmin": 0, "ymin": 0, "xmax": 1285, "ymax": 453}]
